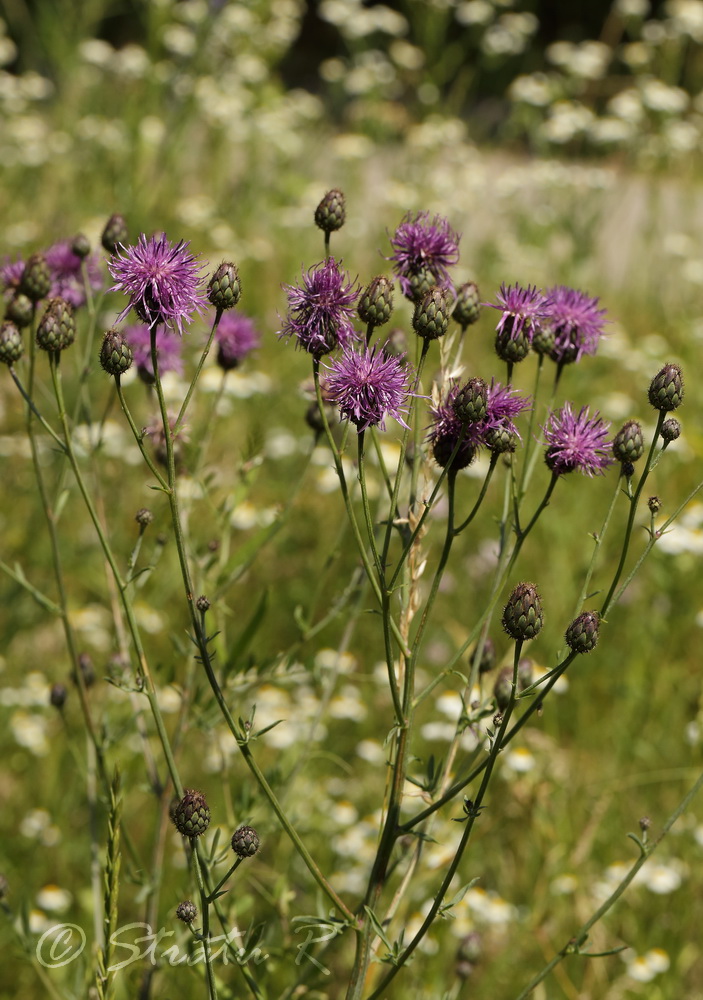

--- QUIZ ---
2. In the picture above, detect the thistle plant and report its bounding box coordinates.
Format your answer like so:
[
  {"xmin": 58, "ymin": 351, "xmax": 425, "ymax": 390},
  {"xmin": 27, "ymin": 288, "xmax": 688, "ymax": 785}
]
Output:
[{"xmin": 1, "ymin": 196, "xmax": 702, "ymax": 1000}]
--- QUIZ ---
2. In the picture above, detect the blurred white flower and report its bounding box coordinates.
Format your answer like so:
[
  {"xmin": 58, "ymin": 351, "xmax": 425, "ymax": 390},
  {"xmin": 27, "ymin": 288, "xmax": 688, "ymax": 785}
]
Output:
[
  {"xmin": 641, "ymin": 78, "xmax": 689, "ymax": 113},
  {"xmin": 455, "ymin": 1, "xmax": 494, "ymax": 26},
  {"xmin": 509, "ymin": 73, "xmax": 553, "ymax": 107},
  {"xmin": 36, "ymin": 885, "xmax": 72, "ymax": 913}
]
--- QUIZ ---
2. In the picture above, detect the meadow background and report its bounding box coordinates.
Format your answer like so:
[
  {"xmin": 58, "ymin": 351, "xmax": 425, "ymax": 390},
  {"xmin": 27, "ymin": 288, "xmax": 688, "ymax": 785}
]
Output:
[{"xmin": 1, "ymin": 0, "xmax": 703, "ymax": 997}]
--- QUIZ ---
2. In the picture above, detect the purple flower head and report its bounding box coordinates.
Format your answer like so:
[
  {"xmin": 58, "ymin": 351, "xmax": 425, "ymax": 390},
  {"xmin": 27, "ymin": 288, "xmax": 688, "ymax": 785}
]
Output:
[
  {"xmin": 215, "ymin": 311, "xmax": 260, "ymax": 371},
  {"xmin": 545, "ymin": 286, "xmax": 607, "ymax": 365},
  {"xmin": 123, "ymin": 323, "xmax": 184, "ymax": 384},
  {"xmin": 280, "ymin": 257, "xmax": 359, "ymax": 357},
  {"xmin": 324, "ymin": 343, "xmax": 416, "ymax": 432},
  {"xmin": 429, "ymin": 385, "xmax": 486, "ymax": 470},
  {"xmin": 387, "ymin": 212, "xmax": 460, "ymax": 300},
  {"xmin": 45, "ymin": 240, "xmax": 103, "ymax": 309},
  {"xmin": 488, "ymin": 283, "xmax": 550, "ymax": 342},
  {"xmin": 0, "ymin": 257, "xmax": 25, "ymax": 297},
  {"xmin": 486, "ymin": 380, "xmax": 532, "ymax": 435},
  {"xmin": 430, "ymin": 379, "xmax": 532, "ymax": 469},
  {"xmin": 107, "ymin": 234, "xmax": 207, "ymax": 335},
  {"xmin": 542, "ymin": 402, "xmax": 613, "ymax": 477}
]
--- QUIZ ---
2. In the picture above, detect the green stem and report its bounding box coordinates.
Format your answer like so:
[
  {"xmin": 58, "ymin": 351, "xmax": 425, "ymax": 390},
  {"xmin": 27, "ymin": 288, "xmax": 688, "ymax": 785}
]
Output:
[
  {"xmin": 454, "ymin": 453, "xmax": 499, "ymax": 535},
  {"xmin": 366, "ymin": 641, "xmax": 525, "ymax": 999},
  {"xmin": 114, "ymin": 378, "xmax": 169, "ymax": 489},
  {"xmin": 517, "ymin": 354, "xmax": 543, "ymax": 500},
  {"xmin": 600, "ymin": 411, "xmax": 665, "ymax": 617},
  {"xmin": 48, "ymin": 351, "xmax": 183, "ymax": 796},
  {"xmin": 192, "ymin": 844, "xmax": 218, "ymax": 1000},
  {"xmin": 149, "ymin": 339, "xmax": 354, "ymax": 923},
  {"xmin": 174, "ymin": 309, "xmax": 222, "ymax": 434}
]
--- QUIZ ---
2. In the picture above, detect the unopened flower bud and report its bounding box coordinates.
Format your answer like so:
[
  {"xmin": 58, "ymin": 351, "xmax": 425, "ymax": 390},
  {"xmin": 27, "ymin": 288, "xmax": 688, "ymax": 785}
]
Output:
[
  {"xmin": 208, "ymin": 262, "xmax": 241, "ymax": 311},
  {"xmin": 176, "ymin": 900, "xmax": 197, "ymax": 924},
  {"xmin": 413, "ymin": 286, "xmax": 451, "ymax": 340},
  {"xmin": 314, "ymin": 189, "xmax": 346, "ymax": 233},
  {"xmin": 452, "ymin": 281, "xmax": 481, "ymax": 328},
  {"xmin": 612, "ymin": 419, "xmax": 644, "ymax": 464},
  {"xmin": 36, "ymin": 298, "xmax": 76, "ymax": 352},
  {"xmin": 100, "ymin": 328, "xmax": 133, "ymax": 376},
  {"xmin": 532, "ymin": 326, "xmax": 555, "ymax": 357},
  {"xmin": 495, "ymin": 327, "xmax": 530, "ymax": 364},
  {"xmin": 20, "ymin": 253, "xmax": 51, "ymax": 302},
  {"xmin": 621, "ymin": 461, "xmax": 635, "ymax": 479},
  {"xmin": 565, "ymin": 610, "xmax": 600, "ymax": 654},
  {"xmin": 231, "ymin": 825, "xmax": 260, "ymax": 858},
  {"xmin": 196, "ymin": 595, "xmax": 210, "ymax": 613},
  {"xmin": 502, "ymin": 582, "xmax": 543, "ymax": 641},
  {"xmin": 173, "ymin": 789, "xmax": 211, "ymax": 838},
  {"xmin": 50, "ymin": 683, "xmax": 68, "ymax": 708},
  {"xmin": 102, "ymin": 214, "xmax": 128, "ymax": 254},
  {"xmin": 135, "ymin": 508, "xmax": 153, "ymax": 527},
  {"xmin": 358, "ymin": 275, "xmax": 394, "ymax": 328},
  {"xmin": 648, "ymin": 363, "xmax": 684, "ymax": 412},
  {"xmin": 6, "ymin": 293, "xmax": 33, "ymax": 328},
  {"xmin": 485, "ymin": 425, "xmax": 518, "ymax": 455},
  {"xmin": 408, "ymin": 267, "xmax": 434, "ymax": 303},
  {"xmin": 661, "ymin": 418, "xmax": 680, "ymax": 443},
  {"xmin": 71, "ymin": 233, "xmax": 91, "ymax": 259},
  {"xmin": 639, "ymin": 816, "xmax": 651, "ymax": 833},
  {"xmin": 452, "ymin": 377, "xmax": 488, "ymax": 424},
  {"xmin": 648, "ymin": 496, "xmax": 662, "ymax": 514},
  {"xmin": 0, "ymin": 321, "xmax": 23, "ymax": 365}
]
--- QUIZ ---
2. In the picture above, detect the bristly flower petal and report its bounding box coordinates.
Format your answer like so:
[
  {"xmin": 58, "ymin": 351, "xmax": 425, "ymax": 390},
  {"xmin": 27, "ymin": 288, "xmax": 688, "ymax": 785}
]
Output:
[
  {"xmin": 487, "ymin": 283, "xmax": 550, "ymax": 342},
  {"xmin": 544, "ymin": 285, "xmax": 607, "ymax": 364},
  {"xmin": 324, "ymin": 343, "xmax": 416, "ymax": 432},
  {"xmin": 279, "ymin": 257, "xmax": 359, "ymax": 356},
  {"xmin": 107, "ymin": 234, "xmax": 207, "ymax": 335},
  {"xmin": 542, "ymin": 402, "xmax": 613, "ymax": 476},
  {"xmin": 387, "ymin": 211, "xmax": 460, "ymax": 300}
]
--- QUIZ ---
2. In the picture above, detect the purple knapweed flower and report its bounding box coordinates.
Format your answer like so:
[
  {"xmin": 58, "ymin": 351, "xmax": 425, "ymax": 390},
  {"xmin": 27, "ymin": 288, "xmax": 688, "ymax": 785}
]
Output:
[
  {"xmin": 124, "ymin": 323, "xmax": 184, "ymax": 383},
  {"xmin": 0, "ymin": 257, "xmax": 25, "ymax": 297},
  {"xmin": 324, "ymin": 343, "xmax": 415, "ymax": 432},
  {"xmin": 429, "ymin": 385, "xmax": 487, "ymax": 470},
  {"xmin": 280, "ymin": 257, "xmax": 359, "ymax": 356},
  {"xmin": 214, "ymin": 311, "xmax": 260, "ymax": 371},
  {"xmin": 430, "ymin": 379, "xmax": 531, "ymax": 469},
  {"xmin": 486, "ymin": 380, "xmax": 532, "ymax": 429},
  {"xmin": 545, "ymin": 286, "xmax": 607, "ymax": 365},
  {"xmin": 45, "ymin": 240, "xmax": 103, "ymax": 309},
  {"xmin": 387, "ymin": 211, "xmax": 460, "ymax": 300},
  {"xmin": 107, "ymin": 234, "xmax": 207, "ymax": 335},
  {"xmin": 542, "ymin": 402, "xmax": 613, "ymax": 477},
  {"xmin": 488, "ymin": 283, "xmax": 550, "ymax": 342}
]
